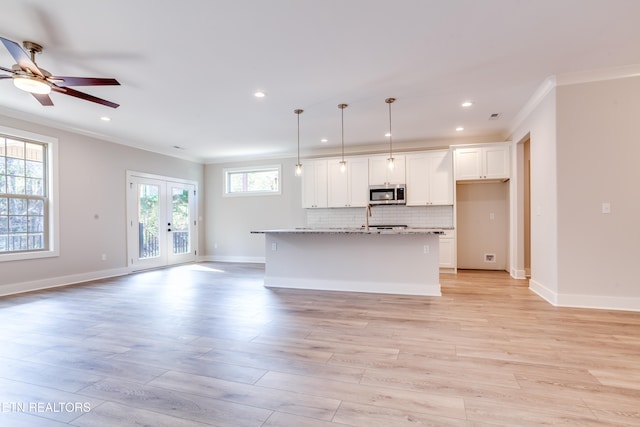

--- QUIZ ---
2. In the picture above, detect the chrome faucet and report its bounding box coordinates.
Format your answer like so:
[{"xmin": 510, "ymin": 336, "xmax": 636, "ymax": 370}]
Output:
[{"xmin": 365, "ymin": 204, "xmax": 372, "ymax": 230}]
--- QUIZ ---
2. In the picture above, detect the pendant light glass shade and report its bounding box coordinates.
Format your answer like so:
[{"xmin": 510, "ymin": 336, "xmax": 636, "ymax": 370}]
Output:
[
  {"xmin": 294, "ymin": 109, "xmax": 303, "ymax": 176},
  {"xmin": 338, "ymin": 103, "xmax": 348, "ymax": 174},
  {"xmin": 386, "ymin": 98, "xmax": 396, "ymax": 170}
]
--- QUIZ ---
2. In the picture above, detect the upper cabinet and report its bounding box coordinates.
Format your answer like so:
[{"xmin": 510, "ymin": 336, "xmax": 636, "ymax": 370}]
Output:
[
  {"xmin": 406, "ymin": 150, "xmax": 453, "ymax": 205},
  {"xmin": 327, "ymin": 157, "xmax": 369, "ymax": 208},
  {"xmin": 302, "ymin": 159, "xmax": 328, "ymax": 208},
  {"xmin": 454, "ymin": 143, "xmax": 510, "ymax": 181},
  {"xmin": 369, "ymin": 155, "xmax": 406, "ymax": 185}
]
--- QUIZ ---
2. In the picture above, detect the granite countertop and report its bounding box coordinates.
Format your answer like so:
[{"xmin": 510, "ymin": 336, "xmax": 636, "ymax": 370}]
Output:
[{"xmin": 251, "ymin": 227, "xmax": 452, "ymax": 235}]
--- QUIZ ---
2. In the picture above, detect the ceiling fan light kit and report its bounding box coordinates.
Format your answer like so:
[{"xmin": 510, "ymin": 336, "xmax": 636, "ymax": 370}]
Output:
[
  {"xmin": 13, "ymin": 74, "xmax": 51, "ymax": 94},
  {"xmin": 0, "ymin": 36, "xmax": 120, "ymax": 108}
]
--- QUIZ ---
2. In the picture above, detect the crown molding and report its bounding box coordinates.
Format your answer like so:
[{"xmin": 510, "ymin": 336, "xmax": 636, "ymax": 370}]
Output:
[
  {"xmin": 509, "ymin": 75, "xmax": 556, "ymax": 136},
  {"xmin": 556, "ymin": 63, "xmax": 640, "ymax": 86}
]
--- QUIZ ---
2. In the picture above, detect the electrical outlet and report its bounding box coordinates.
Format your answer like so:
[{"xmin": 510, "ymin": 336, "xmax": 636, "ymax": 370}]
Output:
[
  {"xmin": 101, "ymin": 253, "xmax": 107, "ymax": 261},
  {"xmin": 601, "ymin": 202, "xmax": 611, "ymax": 214},
  {"xmin": 423, "ymin": 245, "xmax": 429, "ymax": 254},
  {"xmin": 271, "ymin": 242, "xmax": 277, "ymax": 251}
]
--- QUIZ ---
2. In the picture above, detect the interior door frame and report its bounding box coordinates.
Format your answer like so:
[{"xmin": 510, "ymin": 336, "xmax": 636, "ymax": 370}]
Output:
[{"xmin": 126, "ymin": 171, "xmax": 198, "ymax": 270}]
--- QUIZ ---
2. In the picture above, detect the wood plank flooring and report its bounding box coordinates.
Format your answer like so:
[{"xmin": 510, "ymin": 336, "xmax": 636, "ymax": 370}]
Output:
[{"xmin": 0, "ymin": 263, "xmax": 639, "ymax": 426}]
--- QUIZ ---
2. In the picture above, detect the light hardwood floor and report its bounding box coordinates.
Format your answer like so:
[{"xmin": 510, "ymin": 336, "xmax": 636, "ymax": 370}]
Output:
[{"xmin": 0, "ymin": 263, "xmax": 639, "ymax": 426}]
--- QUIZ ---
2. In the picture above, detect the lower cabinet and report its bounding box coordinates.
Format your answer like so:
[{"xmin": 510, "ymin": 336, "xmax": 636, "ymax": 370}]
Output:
[{"xmin": 439, "ymin": 230, "xmax": 456, "ymax": 270}]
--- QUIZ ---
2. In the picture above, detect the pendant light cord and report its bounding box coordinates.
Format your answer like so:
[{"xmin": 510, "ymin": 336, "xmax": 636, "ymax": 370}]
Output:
[{"xmin": 386, "ymin": 97, "xmax": 396, "ymax": 160}]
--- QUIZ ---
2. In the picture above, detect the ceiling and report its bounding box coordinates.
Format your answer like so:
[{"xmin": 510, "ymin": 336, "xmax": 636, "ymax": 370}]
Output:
[{"xmin": 1, "ymin": 1, "xmax": 639, "ymax": 164}]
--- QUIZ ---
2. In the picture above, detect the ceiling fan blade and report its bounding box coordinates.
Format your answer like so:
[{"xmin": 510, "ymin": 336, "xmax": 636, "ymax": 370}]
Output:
[
  {"xmin": 1, "ymin": 65, "xmax": 15, "ymax": 74},
  {"xmin": 0, "ymin": 37, "xmax": 44, "ymax": 77},
  {"xmin": 0, "ymin": 76, "xmax": 13, "ymax": 80},
  {"xmin": 32, "ymin": 93, "xmax": 54, "ymax": 106},
  {"xmin": 52, "ymin": 86, "xmax": 119, "ymax": 109},
  {"xmin": 49, "ymin": 76, "xmax": 120, "ymax": 87}
]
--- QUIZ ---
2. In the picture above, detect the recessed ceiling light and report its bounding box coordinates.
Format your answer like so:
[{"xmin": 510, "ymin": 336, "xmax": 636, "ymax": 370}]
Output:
[
  {"xmin": 254, "ymin": 91, "xmax": 266, "ymax": 98},
  {"xmin": 321, "ymin": 138, "xmax": 328, "ymax": 143},
  {"xmin": 385, "ymin": 132, "xmax": 392, "ymax": 137},
  {"xmin": 100, "ymin": 116, "xmax": 111, "ymax": 122},
  {"xmin": 461, "ymin": 101, "xmax": 473, "ymax": 107},
  {"xmin": 456, "ymin": 126, "xmax": 464, "ymax": 132}
]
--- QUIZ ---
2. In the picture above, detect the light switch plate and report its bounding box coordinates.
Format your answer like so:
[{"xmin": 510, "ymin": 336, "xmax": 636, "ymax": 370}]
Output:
[{"xmin": 602, "ymin": 202, "xmax": 611, "ymax": 214}]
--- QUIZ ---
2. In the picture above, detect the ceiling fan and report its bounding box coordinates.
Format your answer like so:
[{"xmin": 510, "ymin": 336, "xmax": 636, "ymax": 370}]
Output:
[{"xmin": 0, "ymin": 36, "xmax": 120, "ymax": 108}]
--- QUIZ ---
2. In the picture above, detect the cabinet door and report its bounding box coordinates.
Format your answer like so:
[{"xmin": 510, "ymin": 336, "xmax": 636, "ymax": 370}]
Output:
[
  {"xmin": 406, "ymin": 151, "xmax": 452, "ymax": 205},
  {"xmin": 483, "ymin": 145, "xmax": 510, "ymax": 179},
  {"xmin": 454, "ymin": 144, "xmax": 510, "ymax": 180},
  {"xmin": 302, "ymin": 160, "xmax": 327, "ymax": 208},
  {"xmin": 439, "ymin": 237, "xmax": 455, "ymax": 268},
  {"xmin": 405, "ymin": 153, "xmax": 429, "ymax": 205},
  {"xmin": 327, "ymin": 160, "xmax": 349, "ymax": 207},
  {"xmin": 428, "ymin": 150, "xmax": 453, "ymax": 205},
  {"xmin": 369, "ymin": 155, "xmax": 406, "ymax": 185},
  {"xmin": 368, "ymin": 156, "xmax": 389, "ymax": 185},
  {"xmin": 348, "ymin": 157, "xmax": 370, "ymax": 207},
  {"xmin": 454, "ymin": 147, "xmax": 482, "ymax": 180},
  {"xmin": 387, "ymin": 155, "xmax": 405, "ymax": 184}
]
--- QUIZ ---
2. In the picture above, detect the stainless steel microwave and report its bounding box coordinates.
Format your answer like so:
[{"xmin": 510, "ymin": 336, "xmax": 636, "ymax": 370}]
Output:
[{"xmin": 369, "ymin": 184, "xmax": 406, "ymax": 205}]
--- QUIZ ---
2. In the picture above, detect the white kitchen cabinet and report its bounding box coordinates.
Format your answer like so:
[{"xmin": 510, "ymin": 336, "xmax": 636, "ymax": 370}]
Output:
[
  {"xmin": 439, "ymin": 229, "xmax": 456, "ymax": 270},
  {"xmin": 327, "ymin": 157, "xmax": 369, "ymax": 207},
  {"xmin": 406, "ymin": 150, "xmax": 453, "ymax": 205},
  {"xmin": 302, "ymin": 159, "xmax": 328, "ymax": 208},
  {"xmin": 454, "ymin": 143, "xmax": 510, "ymax": 181},
  {"xmin": 369, "ymin": 155, "xmax": 406, "ymax": 185}
]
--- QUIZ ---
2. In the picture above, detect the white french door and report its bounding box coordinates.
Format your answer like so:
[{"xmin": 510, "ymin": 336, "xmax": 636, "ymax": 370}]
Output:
[{"xmin": 126, "ymin": 172, "xmax": 197, "ymax": 270}]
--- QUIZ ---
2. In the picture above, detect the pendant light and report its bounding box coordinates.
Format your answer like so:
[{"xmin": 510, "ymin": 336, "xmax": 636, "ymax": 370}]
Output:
[
  {"xmin": 294, "ymin": 109, "xmax": 303, "ymax": 176},
  {"xmin": 338, "ymin": 103, "xmax": 348, "ymax": 173},
  {"xmin": 386, "ymin": 97, "xmax": 396, "ymax": 170}
]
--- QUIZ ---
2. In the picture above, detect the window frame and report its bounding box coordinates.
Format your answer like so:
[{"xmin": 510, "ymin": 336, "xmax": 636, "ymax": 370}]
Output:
[
  {"xmin": 0, "ymin": 125, "xmax": 59, "ymax": 262},
  {"xmin": 223, "ymin": 164, "xmax": 282, "ymax": 197}
]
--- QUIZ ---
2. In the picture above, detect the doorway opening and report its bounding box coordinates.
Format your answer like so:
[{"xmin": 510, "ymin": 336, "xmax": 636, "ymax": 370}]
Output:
[{"xmin": 523, "ymin": 137, "xmax": 531, "ymax": 277}]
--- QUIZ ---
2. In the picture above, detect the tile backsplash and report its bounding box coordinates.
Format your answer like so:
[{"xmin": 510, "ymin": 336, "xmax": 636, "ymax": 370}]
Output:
[{"xmin": 307, "ymin": 205, "xmax": 454, "ymax": 228}]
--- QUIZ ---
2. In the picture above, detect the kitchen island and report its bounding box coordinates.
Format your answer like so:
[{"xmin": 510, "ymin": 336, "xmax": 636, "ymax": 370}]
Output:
[{"xmin": 251, "ymin": 228, "xmax": 446, "ymax": 296}]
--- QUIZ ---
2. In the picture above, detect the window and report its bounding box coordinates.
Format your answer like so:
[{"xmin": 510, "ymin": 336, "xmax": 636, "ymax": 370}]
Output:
[
  {"xmin": 224, "ymin": 165, "xmax": 281, "ymax": 196},
  {"xmin": 0, "ymin": 126, "xmax": 58, "ymax": 261}
]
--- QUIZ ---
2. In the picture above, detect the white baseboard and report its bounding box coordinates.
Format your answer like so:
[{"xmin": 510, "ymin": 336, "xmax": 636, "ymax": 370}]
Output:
[
  {"xmin": 529, "ymin": 279, "xmax": 640, "ymax": 312},
  {"xmin": 0, "ymin": 267, "xmax": 131, "ymax": 298},
  {"xmin": 510, "ymin": 268, "xmax": 527, "ymax": 280},
  {"xmin": 557, "ymin": 294, "xmax": 640, "ymax": 312},
  {"xmin": 199, "ymin": 255, "xmax": 265, "ymax": 264},
  {"xmin": 264, "ymin": 276, "xmax": 441, "ymax": 296},
  {"xmin": 529, "ymin": 279, "xmax": 558, "ymax": 305}
]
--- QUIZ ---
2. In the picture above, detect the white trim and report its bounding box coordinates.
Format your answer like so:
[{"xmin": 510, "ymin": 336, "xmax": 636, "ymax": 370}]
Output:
[
  {"xmin": 529, "ymin": 278, "xmax": 558, "ymax": 305},
  {"xmin": 0, "ymin": 125, "xmax": 60, "ymax": 262},
  {"xmin": 200, "ymin": 255, "xmax": 265, "ymax": 263},
  {"xmin": 0, "ymin": 267, "xmax": 131, "ymax": 297},
  {"xmin": 264, "ymin": 276, "xmax": 441, "ymax": 296},
  {"xmin": 509, "ymin": 76, "xmax": 556, "ymax": 136},
  {"xmin": 510, "ymin": 268, "xmax": 527, "ymax": 280},
  {"xmin": 556, "ymin": 64, "xmax": 640, "ymax": 87},
  {"xmin": 557, "ymin": 294, "xmax": 640, "ymax": 312},
  {"xmin": 223, "ymin": 164, "xmax": 282, "ymax": 197},
  {"xmin": 530, "ymin": 279, "xmax": 640, "ymax": 312}
]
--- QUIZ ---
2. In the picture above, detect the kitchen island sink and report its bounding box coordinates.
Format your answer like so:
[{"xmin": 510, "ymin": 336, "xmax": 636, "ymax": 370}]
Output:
[{"xmin": 251, "ymin": 228, "xmax": 447, "ymax": 296}]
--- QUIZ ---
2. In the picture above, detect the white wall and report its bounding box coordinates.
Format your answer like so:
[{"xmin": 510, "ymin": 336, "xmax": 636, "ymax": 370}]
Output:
[
  {"xmin": 0, "ymin": 114, "xmax": 204, "ymax": 295},
  {"xmin": 509, "ymin": 74, "xmax": 640, "ymax": 311},
  {"xmin": 555, "ymin": 76, "xmax": 640, "ymax": 309},
  {"xmin": 204, "ymin": 158, "xmax": 307, "ymax": 262},
  {"xmin": 509, "ymin": 83, "xmax": 559, "ymax": 301}
]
